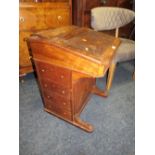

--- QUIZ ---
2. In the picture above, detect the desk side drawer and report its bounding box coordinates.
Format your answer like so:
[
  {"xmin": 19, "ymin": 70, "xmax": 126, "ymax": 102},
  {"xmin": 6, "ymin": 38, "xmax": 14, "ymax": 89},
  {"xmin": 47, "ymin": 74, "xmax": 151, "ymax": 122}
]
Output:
[
  {"xmin": 35, "ymin": 61, "xmax": 71, "ymax": 88},
  {"xmin": 40, "ymin": 78, "xmax": 71, "ymax": 100},
  {"xmin": 44, "ymin": 99, "xmax": 72, "ymax": 120},
  {"xmin": 43, "ymin": 90, "xmax": 71, "ymax": 111}
]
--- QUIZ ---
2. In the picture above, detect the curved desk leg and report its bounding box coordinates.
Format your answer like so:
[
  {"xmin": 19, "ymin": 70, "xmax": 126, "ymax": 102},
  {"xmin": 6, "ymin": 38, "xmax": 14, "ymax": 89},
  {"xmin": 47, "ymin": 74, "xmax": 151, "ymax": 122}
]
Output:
[
  {"xmin": 73, "ymin": 115, "xmax": 94, "ymax": 132},
  {"xmin": 92, "ymin": 86, "xmax": 108, "ymax": 97}
]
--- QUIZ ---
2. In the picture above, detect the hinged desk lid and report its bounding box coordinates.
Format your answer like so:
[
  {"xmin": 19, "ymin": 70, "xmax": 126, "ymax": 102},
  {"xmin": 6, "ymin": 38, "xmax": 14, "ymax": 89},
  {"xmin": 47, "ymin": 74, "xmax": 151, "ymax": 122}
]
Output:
[
  {"xmin": 29, "ymin": 26, "xmax": 120, "ymax": 77},
  {"xmin": 30, "ymin": 26, "xmax": 120, "ymax": 64}
]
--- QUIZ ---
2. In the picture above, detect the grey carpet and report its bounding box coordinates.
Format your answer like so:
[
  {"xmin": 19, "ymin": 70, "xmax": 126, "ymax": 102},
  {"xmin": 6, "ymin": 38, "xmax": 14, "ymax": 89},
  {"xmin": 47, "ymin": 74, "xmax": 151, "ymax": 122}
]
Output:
[{"xmin": 19, "ymin": 61, "xmax": 135, "ymax": 155}]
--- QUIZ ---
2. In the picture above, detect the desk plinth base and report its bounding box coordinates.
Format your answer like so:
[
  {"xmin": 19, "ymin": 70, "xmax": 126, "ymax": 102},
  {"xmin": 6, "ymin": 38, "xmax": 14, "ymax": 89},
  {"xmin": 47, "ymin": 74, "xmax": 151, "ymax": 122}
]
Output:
[
  {"xmin": 45, "ymin": 108, "xmax": 94, "ymax": 132},
  {"xmin": 92, "ymin": 86, "xmax": 108, "ymax": 97}
]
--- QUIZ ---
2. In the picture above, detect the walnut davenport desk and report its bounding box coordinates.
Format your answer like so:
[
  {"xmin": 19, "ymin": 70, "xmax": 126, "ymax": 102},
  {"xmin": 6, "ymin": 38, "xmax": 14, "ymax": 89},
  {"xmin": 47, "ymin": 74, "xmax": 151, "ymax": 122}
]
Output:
[{"xmin": 28, "ymin": 26, "xmax": 120, "ymax": 132}]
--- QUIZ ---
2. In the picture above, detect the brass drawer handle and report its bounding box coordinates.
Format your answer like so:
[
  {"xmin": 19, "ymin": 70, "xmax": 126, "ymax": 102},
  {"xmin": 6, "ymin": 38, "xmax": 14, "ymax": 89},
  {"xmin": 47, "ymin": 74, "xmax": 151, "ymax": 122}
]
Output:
[
  {"xmin": 20, "ymin": 16, "xmax": 25, "ymax": 23},
  {"xmin": 57, "ymin": 15, "xmax": 62, "ymax": 21}
]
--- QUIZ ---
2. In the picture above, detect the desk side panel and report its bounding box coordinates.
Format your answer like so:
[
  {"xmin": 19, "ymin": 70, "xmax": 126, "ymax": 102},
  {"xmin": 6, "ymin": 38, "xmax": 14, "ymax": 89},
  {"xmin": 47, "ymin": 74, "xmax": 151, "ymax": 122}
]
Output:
[{"xmin": 72, "ymin": 71, "xmax": 96, "ymax": 116}]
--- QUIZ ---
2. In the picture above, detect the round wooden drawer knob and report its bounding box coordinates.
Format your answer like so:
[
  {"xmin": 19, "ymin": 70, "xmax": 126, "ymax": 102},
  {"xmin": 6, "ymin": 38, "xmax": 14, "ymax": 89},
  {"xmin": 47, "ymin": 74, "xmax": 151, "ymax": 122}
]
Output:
[
  {"xmin": 63, "ymin": 102, "xmax": 66, "ymax": 105},
  {"xmin": 60, "ymin": 75, "xmax": 64, "ymax": 79},
  {"xmin": 82, "ymin": 38, "xmax": 87, "ymax": 42},
  {"xmin": 62, "ymin": 90, "xmax": 65, "ymax": 94},
  {"xmin": 41, "ymin": 69, "xmax": 45, "ymax": 72}
]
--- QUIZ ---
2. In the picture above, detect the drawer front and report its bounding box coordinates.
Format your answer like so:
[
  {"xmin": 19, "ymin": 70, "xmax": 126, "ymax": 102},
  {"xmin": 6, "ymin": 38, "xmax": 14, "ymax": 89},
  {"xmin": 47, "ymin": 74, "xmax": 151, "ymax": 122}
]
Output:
[
  {"xmin": 41, "ymin": 78, "xmax": 71, "ymax": 99},
  {"xmin": 19, "ymin": 5, "xmax": 70, "ymax": 31},
  {"xmin": 35, "ymin": 61, "xmax": 71, "ymax": 88},
  {"xmin": 43, "ymin": 90, "xmax": 71, "ymax": 110},
  {"xmin": 19, "ymin": 8, "xmax": 46, "ymax": 31},
  {"xmin": 45, "ymin": 9, "xmax": 70, "ymax": 28},
  {"xmin": 44, "ymin": 100, "xmax": 72, "ymax": 120}
]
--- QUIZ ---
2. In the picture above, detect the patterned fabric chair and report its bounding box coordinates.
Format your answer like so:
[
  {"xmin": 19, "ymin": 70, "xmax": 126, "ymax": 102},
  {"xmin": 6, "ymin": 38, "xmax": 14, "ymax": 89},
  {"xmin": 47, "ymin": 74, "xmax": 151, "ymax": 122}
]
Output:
[{"xmin": 91, "ymin": 7, "xmax": 135, "ymax": 96}]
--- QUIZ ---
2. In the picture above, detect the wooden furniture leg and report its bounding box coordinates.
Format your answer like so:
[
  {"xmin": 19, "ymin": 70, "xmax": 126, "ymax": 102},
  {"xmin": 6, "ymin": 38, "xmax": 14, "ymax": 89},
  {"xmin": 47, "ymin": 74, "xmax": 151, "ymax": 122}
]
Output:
[
  {"xmin": 92, "ymin": 63, "xmax": 117, "ymax": 97},
  {"xmin": 105, "ymin": 63, "xmax": 116, "ymax": 96}
]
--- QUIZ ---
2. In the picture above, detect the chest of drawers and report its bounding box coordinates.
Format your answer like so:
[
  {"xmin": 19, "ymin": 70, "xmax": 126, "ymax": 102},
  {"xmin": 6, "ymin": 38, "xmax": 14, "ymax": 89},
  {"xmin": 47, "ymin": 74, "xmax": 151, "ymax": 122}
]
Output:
[
  {"xmin": 28, "ymin": 26, "xmax": 120, "ymax": 132},
  {"xmin": 19, "ymin": 1, "xmax": 72, "ymax": 76}
]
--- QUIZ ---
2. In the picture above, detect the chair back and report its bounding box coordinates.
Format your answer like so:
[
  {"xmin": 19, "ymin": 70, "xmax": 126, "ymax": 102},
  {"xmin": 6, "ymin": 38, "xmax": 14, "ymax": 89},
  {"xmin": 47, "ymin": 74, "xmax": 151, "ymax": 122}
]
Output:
[{"xmin": 91, "ymin": 7, "xmax": 135, "ymax": 32}]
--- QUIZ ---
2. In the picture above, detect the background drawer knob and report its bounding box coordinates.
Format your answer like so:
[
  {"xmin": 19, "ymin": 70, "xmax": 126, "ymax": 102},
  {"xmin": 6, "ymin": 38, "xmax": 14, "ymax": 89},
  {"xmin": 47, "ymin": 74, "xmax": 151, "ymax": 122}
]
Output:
[
  {"xmin": 41, "ymin": 69, "xmax": 45, "ymax": 72},
  {"xmin": 20, "ymin": 16, "xmax": 25, "ymax": 23},
  {"xmin": 112, "ymin": 45, "xmax": 116, "ymax": 49},
  {"xmin": 57, "ymin": 16, "xmax": 62, "ymax": 21}
]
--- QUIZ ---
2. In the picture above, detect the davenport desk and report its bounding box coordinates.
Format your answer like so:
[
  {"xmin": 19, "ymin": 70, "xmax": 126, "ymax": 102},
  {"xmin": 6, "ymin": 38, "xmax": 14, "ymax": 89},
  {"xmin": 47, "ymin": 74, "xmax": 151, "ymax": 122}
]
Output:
[{"xmin": 28, "ymin": 26, "xmax": 120, "ymax": 132}]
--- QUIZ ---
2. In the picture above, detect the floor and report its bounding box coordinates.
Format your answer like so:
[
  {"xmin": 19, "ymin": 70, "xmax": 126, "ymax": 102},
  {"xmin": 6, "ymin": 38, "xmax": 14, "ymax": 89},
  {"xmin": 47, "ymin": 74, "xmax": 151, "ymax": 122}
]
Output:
[{"xmin": 19, "ymin": 61, "xmax": 135, "ymax": 155}]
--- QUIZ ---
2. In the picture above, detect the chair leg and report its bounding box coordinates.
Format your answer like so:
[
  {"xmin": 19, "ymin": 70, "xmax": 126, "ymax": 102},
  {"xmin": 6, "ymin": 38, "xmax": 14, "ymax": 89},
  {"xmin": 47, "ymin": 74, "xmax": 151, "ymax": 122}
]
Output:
[
  {"xmin": 104, "ymin": 63, "xmax": 116, "ymax": 96},
  {"xmin": 132, "ymin": 71, "xmax": 135, "ymax": 80}
]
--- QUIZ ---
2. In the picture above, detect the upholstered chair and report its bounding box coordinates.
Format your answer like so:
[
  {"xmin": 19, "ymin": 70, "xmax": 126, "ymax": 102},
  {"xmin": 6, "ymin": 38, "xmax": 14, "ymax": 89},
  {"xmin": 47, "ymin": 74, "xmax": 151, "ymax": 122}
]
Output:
[{"xmin": 91, "ymin": 7, "xmax": 135, "ymax": 96}]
